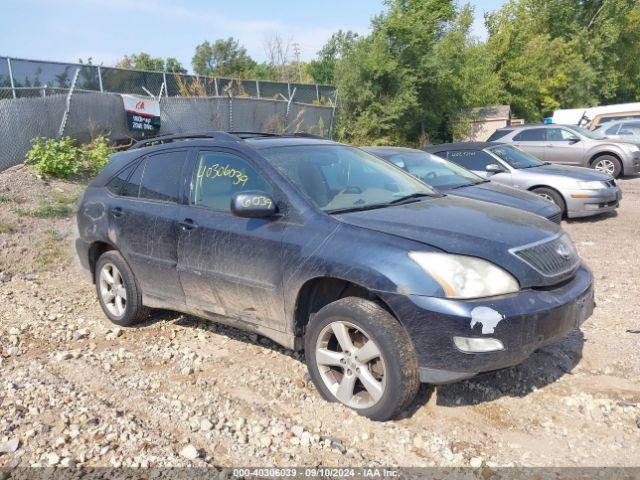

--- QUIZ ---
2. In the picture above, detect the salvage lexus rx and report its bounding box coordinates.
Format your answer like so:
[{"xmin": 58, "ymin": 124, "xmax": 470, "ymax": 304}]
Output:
[{"xmin": 76, "ymin": 132, "xmax": 595, "ymax": 421}]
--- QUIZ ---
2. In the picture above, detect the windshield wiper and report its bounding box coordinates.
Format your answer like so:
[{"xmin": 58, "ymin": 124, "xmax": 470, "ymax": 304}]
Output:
[
  {"xmin": 326, "ymin": 203, "xmax": 393, "ymax": 214},
  {"xmin": 387, "ymin": 192, "xmax": 434, "ymax": 205},
  {"xmin": 450, "ymin": 183, "xmax": 477, "ymax": 190}
]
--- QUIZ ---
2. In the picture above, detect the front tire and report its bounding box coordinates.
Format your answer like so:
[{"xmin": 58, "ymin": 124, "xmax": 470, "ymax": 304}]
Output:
[
  {"xmin": 592, "ymin": 155, "xmax": 622, "ymax": 178},
  {"xmin": 304, "ymin": 297, "xmax": 419, "ymax": 421},
  {"xmin": 95, "ymin": 251, "xmax": 148, "ymax": 327},
  {"xmin": 532, "ymin": 187, "xmax": 566, "ymax": 216}
]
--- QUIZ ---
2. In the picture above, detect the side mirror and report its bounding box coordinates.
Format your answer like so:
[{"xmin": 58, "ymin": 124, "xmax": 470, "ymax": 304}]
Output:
[
  {"xmin": 567, "ymin": 137, "xmax": 580, "ymax": 144},
  {"xmin": 230, "ymin": 191, "xmax": 278, "ymax": 218},
  {"xmin": 485, "ymin": 164, "xmax": 506, "ymax": 174}
]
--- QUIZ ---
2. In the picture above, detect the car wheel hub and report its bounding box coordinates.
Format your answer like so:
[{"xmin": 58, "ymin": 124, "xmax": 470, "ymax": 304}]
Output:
[
  {"xmin": 315, "ymin": 321, "xmax": 386, "ymax": 409},
  {"xmin": 595, "ymin": 159, "xmax": 615, "ymax": 175},
  {"xmin": 99, "ymin": 262, "xmax": 127, "ymax": 318}
]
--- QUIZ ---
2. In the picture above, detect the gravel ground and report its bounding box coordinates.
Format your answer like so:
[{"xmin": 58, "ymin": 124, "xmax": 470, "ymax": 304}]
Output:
[{"xmin": 0, "ymin": 166, "xmax": 639, "ymax": 469}]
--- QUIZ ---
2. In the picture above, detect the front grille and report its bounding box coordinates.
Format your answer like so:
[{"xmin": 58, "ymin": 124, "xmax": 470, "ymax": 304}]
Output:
[
  {"xmin": 547, "ymin": 212, "xmax": 562, "ymax": 224},
  {"xmin": 510, "ymin": 234, "xmax": 580, "ymax": 277}
]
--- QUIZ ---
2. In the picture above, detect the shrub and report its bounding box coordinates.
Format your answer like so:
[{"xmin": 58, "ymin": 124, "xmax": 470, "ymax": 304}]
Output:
[
  {"xmin": 81, "ymin": 135, "xmax": 113, "ymax": 175},
  {"xmin": 25, "ymin": 137, "xmax": 81, "ymax": 179},
  {"xmin": 25, "ymin": 135, "xmax": 114, "ymax": 179}
]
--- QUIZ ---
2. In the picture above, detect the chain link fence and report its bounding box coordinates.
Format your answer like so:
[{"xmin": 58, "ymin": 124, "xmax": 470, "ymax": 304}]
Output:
[
  {"xmin": 0, "ymin": 56, "xmax": 336, "ymax": 104},
  {"xmin": 0, "ymin": 88, "xmax": 335, "ymax": 172}
]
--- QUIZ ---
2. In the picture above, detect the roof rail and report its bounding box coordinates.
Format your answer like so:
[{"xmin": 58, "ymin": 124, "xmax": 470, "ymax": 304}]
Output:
[
  {"xmin": 229, "ymin": 131, "xmax": 326, "ymax": 140},
  {"xmin": 130, "ymin": 131, "xmax": 241, "ymax": 150}
]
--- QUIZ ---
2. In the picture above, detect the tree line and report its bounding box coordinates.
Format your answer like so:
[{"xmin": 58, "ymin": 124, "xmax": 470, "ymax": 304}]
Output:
[{"xmin": 114, "ymin": 0, "xmax": 640, "ymax": 145}]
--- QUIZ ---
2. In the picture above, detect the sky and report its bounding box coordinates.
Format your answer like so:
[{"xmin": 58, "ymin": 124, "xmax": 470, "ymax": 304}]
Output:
[{"xmin": 0, "ymin": 0, "xmax": 507, "ymax": 72}]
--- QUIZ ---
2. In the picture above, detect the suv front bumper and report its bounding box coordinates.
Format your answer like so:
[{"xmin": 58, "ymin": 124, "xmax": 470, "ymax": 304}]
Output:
[{"xmin": 379, "ymin": 265, "xmax": 594, "ymax": 384}]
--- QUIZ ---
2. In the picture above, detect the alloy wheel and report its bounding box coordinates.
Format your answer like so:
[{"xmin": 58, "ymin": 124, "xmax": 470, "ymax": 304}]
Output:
[
  {"xmin": 99, "ymin": 262, "xmax": 127, "ymax": 318},
  {"xmin": 594, "ymin": 159, "xmax": 616, "ymax": 176},
  {"xmin": 537, "ymin": 193, "xmax": 555, "ymax": 203},
  {"xmin": 315, "ymin": 321, "xmax": 386, "ymax": 409}
]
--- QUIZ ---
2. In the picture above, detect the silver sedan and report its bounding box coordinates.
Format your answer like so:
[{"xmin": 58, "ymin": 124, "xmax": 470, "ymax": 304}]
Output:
[{"xmin": 424, "ymin": 142, "xmax": 621, "ymax": 219}]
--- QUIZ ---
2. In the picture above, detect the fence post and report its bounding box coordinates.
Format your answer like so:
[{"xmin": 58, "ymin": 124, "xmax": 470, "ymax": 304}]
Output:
[
  {"xmin": 6, "ymin": 58, "xmax": 16, "ymax": 99},
  {"xmin": 316, "ymin": 84, "xmax": 320, "ymax": 103},
  {"xmin": 228, "ymin": 95, "xmax": 233, "ymax": 130},
  {"xmin": 214, "ymin": 77, "xmax": 219, "ymax": 97},
  {"xmin": 58, "ymin": 67, "xmax": 80, "ymax": 138},
  {"xmin": 97, "ymin": 66, "xmax": 104, "ymax": 92},
  {"xmin": 162, "ymin": 71, "xmax": 168, "ymax": 98},
  {"xmin": 256, "ymin": 80, "xmax": 260, "ymax": 98},
  {"xmin": 328, "ymin": 95, "xmax": 337, "ymax": 139}
]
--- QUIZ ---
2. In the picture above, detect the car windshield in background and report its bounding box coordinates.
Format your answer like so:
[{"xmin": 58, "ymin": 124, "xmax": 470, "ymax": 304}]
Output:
[
  {"xmin": 376, "ymin": 150, "xmax": 484, "ymax": 189},
  {"xmin": 260, "ymin": 145, "xmax": 437, "ymax": 213},
  {"xmin": 488, "ymin": 145, "xmax": 545, "ymax": 169},
  {"xmin": 570, "ymin": 126, "xmax": 606, "ymax": 140}
]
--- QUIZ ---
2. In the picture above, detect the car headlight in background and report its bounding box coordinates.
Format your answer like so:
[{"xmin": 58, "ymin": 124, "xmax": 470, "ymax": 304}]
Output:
[
  {"xmin": 578, "ymin": 181, "xmax": 608, "ymax": 189},
  {"xmin": 408, "ymin": 252, "xmax": 520, "ymax": 299}
]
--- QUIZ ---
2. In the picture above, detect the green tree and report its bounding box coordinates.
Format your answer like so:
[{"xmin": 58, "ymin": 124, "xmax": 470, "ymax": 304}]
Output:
[
  {"xmin": 486, "ymin": 0, "xmax": 640, "ymax": 120},
  {"xmin": 307, "ymin": 30, "xmax": 359, "ymax": 84},
  {"xmin": 192, "ymin": 38, "xmax": 257, "ymax": 77},
  {"xmin": 115, "ymin": 53, "xmax": 186, "ymax": 73},
  {"xmin": 333, "ymin": 0, "xmax": 501, "ymax": 145}
]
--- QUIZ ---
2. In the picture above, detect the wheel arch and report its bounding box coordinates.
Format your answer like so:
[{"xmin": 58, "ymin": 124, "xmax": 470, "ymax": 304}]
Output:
[
  {"xmin": 292, "ymin": 276, "xmax": 396, "ymax": 339},
  {"xmin": 88, "ymin": 240, "xmax": 118, "ymax": 282},
  {"xmin": 589, "ymin": 150, "xmax": 622, "ymax": 167}
]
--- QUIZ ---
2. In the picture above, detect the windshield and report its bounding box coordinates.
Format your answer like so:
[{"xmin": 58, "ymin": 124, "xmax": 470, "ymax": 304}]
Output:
[
  {"xmin": 369, "ymin": 149, "xmax": 484, "ymax": 189},
  {"xmin": 487, "ymin": 145, "xmax": 545, "ymax": 169},
  {"xmin": 260, "ymin": 145, "xmax": 437, "ymax": 212},
  {"xmin": 570, "ymin": 126, "xmax": 606, "ymax": 140}
]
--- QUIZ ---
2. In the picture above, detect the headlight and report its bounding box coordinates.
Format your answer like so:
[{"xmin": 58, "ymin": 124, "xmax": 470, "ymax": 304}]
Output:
[
  {"xmin": 408, "ymin": 252, "xmax": 519, "ymax": 299},
  {"xmin": 578, "ymin": 181, "xmax": 608, "ymax": 189}
]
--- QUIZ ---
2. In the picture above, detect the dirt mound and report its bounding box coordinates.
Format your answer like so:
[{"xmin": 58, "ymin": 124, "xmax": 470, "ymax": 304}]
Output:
[{"xmin": 0, "ymin": 164, "xmax": 85, "ymax": 276}]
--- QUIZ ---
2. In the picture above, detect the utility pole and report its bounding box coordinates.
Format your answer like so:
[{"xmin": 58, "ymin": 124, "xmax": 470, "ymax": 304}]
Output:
[{"xmin": 293, "ymin": 42, "xmax": 302, "ymax": 83}]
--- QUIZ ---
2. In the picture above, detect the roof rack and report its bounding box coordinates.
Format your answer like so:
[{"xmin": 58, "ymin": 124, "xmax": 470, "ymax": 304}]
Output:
[
  {"xmin": 229, "ymin": 131, "xmax": 326, "ymax": 140},
  {"xmin": 130, "ymin": 131, "xmax": 241, "ymax": 150},
  {"xmin": 130, "ymin": 131, "xmax": 327, "ymax": 150}
]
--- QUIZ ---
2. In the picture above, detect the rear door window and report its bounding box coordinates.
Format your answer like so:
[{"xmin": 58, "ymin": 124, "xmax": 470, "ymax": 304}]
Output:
[
  {"xmin": 107, "ymin": 161, "xmax": 139, "ymax": 195},
  {"xmin": 121, "ymin": 160, "xmax": 145, "ymax": 198},
  {"xmin": 444, "ymin": 150, "xmax": 496, "ymax": 170},
  {"xmin": 138, "ymin": 151, "xmax": 188, "ymax": 203},
  {"xmin": 513, "ymin": 128, "xmax": 546, "ymax": 141}
]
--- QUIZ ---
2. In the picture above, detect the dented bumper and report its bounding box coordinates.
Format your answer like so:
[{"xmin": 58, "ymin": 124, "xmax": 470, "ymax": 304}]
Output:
[{"xmin": 379, "ymin": 265, "xmax": 594, "ymax": 384}]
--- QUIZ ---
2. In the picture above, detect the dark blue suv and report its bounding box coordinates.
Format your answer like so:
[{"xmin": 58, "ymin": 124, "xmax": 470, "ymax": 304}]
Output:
[{"xmin": 76, "ymin": 132, "xmax": 594, "ymax": 421}]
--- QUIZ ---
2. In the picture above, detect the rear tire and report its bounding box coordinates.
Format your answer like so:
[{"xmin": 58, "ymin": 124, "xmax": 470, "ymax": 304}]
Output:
[
  {"xmin": 95, "ymin": 251, "xmax": 148, "ymax": 327},
  {"xmin": 592, "ymin": 155, "xmax": 622, "ymax": 178},
  {"xmin": 532, "ymin": 187, "xmax": 566, "ymax": 216},
  {"xmin": 304, "ymin": 297, "xmax": 420, "ymax": 421}
]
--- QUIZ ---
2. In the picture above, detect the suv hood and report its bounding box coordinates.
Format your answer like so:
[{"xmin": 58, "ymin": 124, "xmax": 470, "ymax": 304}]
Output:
[
  {"xmin": 334, "ymin": 195, "xmax": 563, "ymax": 288},
  {"xmin": 447, "ymin": 181, "xmax": 560, "ymax": 217},
  {"xmin": 526, "ymin": 163, "xmax": 612, "ymax": 181}
]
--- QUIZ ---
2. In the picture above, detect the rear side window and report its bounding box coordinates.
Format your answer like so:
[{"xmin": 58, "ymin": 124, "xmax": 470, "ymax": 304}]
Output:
[
  {"xmin": 122, "ymin": 160, "xmax": 145, "ymax": 198},
  {"xmin": 107, "ymin": 161, "xmax": 139, "ymax": 195},
  {"xmin": 191, "ymin": 151, "xmax": 272, "ymax": 211},
  {"xmin": 513, "ymin": 128, "xmax": 546, "ymax": 141},
  {"xmin": 138, "ymin": 151, "xmax": 188, "ymax": 203},
  {"xmin": 487, "ymin": 129, "xmax": 512, "ymax": 141},
  {"xmin": 444, "ymin": 150, "xmax": 496, "ymax": 170}
]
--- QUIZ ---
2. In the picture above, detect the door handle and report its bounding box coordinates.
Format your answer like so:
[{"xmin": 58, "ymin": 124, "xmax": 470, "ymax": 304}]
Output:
[
  {"xmin": 110, "ymin": 207, "xmax": 123, "ymax": 218},
  {"xmin": 179, "ymin": 218, "xmax": 199, "ymax": 230}
]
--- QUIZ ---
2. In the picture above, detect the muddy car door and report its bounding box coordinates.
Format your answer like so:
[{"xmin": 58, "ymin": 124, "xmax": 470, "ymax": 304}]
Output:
[
  {"xmin": 177, "ymin": 148, "xmax": 286, "ymax": 329},
  {"xmin": 107, "ymin": 150, "xmax": 189, "ymax": 303}
]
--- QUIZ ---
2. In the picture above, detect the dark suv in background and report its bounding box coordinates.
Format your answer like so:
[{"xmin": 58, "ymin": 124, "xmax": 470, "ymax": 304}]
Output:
[{"xmin": 76, "ymin": 132, "xmax": 594, "ymax": 421}]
